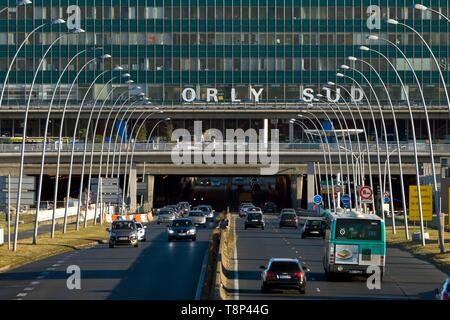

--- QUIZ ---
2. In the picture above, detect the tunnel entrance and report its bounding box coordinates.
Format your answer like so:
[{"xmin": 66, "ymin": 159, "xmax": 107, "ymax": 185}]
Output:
[{"xmin": 153, "ymin": 175, "xmax": 292, "ymax": 211}]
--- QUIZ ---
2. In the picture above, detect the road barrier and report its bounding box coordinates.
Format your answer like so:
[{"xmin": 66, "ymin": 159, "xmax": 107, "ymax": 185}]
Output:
[{"xmin": 105, "ymin": 213, "xmax": 154, "ymax": 223}]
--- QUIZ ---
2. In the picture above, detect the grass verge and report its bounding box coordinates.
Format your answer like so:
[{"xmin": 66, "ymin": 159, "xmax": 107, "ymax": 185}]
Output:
[
  {"xmin": 386, "ymin": 225, "xmax": 450, "ymax": 275},
  {"xmin": 0, "ymin": 223, "xmax": 109, "ymax": 272},
  {"xmin": 0, "ymin": 212, "xmax": 36, "ymax": 234}
]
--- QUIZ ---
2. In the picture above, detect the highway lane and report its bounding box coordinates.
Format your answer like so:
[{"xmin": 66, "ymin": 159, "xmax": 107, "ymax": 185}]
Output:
[
  {"xmin": 0, "ymin": 221, "xmax": 214, "ymax": 300},
  {"xmin": 233, "ymin": 214, "xmax": 448, "ymax": 300}
]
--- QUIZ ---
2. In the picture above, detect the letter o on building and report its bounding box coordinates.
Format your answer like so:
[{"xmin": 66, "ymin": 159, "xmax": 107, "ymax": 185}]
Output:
[{"xmin": 182, "ymin": 88, "xmax": 196, "ymax": 102}]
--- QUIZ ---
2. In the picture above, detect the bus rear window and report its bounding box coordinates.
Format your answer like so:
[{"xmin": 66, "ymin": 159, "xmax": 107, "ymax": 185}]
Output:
[{"xmin": 334, "ymin": 219, "xmax": 381, "ymax": 241}]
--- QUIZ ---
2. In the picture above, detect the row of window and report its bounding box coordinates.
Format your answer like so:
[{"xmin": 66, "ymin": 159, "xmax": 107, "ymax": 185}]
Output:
[
  {"xmin": 2, "ymin": 32, "xmax": 449, "ymax": 46},
  {"xmin": 1, "ymin": 5, "xmax": 445, "ymax": 21},
  {"xmin": 0, "ymin": 57, "xmax": 439, "ymax": 72}
]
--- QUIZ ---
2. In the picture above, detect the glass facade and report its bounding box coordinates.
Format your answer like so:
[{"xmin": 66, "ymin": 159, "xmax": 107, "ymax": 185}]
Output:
[{"xmin": 0, "ymin": 0, "xmax": 449, "ymax": 105}]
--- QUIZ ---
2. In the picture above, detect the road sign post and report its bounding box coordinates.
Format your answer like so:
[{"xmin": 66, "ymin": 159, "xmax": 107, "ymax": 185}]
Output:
[{"xmin": 359, "ymin": 186, "xmax": 373, "ymax": 206}]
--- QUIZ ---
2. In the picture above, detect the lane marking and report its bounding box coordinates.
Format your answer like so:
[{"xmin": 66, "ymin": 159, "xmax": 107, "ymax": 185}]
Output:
[
  {"xmin": 23, "ymin": 287, "xmax": 34, "ymax": 291},
  {"xmin": 52, "ymin": 264, "xmax": 60, "ymax": 267},
  {"xmin": 16, "ymin": 293, "xmax": 27, "ymax": 297},
  {"xmin": 195, "ymin": 244, "xmax": 210, "ymax": 300},
  {"xmin": 36, "ymin": 276, "xmax": 45, "ymax": 280},
  {"xmin": 46, "ymin": 267, "xmax": 55, "ymax": 271},
  {"xmin": 57, "ymin": 260, "xmax": 64, "ymax": 264},
  {"xmin": 31, "ymin": 281, "xmax": 40, "ymax": 285}
]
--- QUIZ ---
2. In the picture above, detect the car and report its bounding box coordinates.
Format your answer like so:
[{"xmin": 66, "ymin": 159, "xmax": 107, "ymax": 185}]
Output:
[
  {"xmin": 301, "ymin": 219, "xmax": 326, "ymax": 238},
  {"xmin": 107, "ymin": 220, "xmax": 139, "ymax": 248},
  {"xmin": 245, "ymin": 211, "xmax": 265, "ymax": 230},
  {"xmin": 247, "ymin": 206, "xmax": 263, "ymax": 214},
  {"xmin": 177, "ymin": 201, "xmax": 191, "ymax": 216},
  {"xmin": 435, "ymin": 278, "xmax": 450, "ymax": 300},
  {"xmin": 263, "ymin": 201, "xmax": 277, "ymax": 213},
  {"xmin": 211, "ymin": 178, "xmax": 221, "ymax": 187},
  {"xmin": 188, "ymin": 210, "xmax": 207, "ymax": 228},
  {"xmin": 135, "ymin": 222, "xmax": 147, "ymax": 241},
  {"xmin": 156, "ymin": 208, "xmax": 176, "ymax": 224},
  {"xmin": 167, "ymin": 218, "xmax": 197, "ymax": 242},
  {"xmin": 260, "ymin": 258, "xmax": 308, "ymax": 294},
  {"xmin": 239, "ymin": 203, "xmax": 255, "ymax": 217},
  {"xmin": 279, "ymin": 212, "xmax": 298, "ymax": 228},
  {"xmin": 164, "ymin": 204, "xmax": 181, "ymax": 217},
  {"xmin": 196, "ymin": 204, "xmax": 215, "ymax": 221},
  {"xmin": 280, "ymin": 208, "xmax": 297, "ymax": 216}
]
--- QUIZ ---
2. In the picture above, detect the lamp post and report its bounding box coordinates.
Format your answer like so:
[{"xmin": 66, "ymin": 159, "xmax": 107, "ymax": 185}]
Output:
[
  {"xmin": 415, "ymin": 3, "xmax": 450, "ymax": 23},
  {"xmin": 33, "ymin": 37, "xmax": 91, "ymax": 244},
  {"xmin": 327, "ymin": 82, "xmax": 376, "ymax": 211},
  {"xmin": 297, "ymin": 113, "xmax": 333, "ymax": 210},
  {"xmin": 55, "ymin": 53, "xmax": 109, "ymax": 233},
  {"xmin": 349, "ymin": 54, "xmax": 409, "ymax": 235},
  {"xmin": 0, "ymin": 0, "xmax": 32, "ymax": 14},
  {"xmin": 316, "ymin": 95, "xmax": 357, "ymax": 210},
  {"xmin": 12, "ymin": 18, "xmax": 67, "ymax": 251},
  {"xmin": 63, "ymin": 56, "xmax": 112, "ymax": 233},
  {"xmin": 367, "ymin": 35, "xmax": 433, "ymax": 246},
  {"xmin": 336, "ymin": 71, "xmax": 385, "ymax": 217},
  {"xmin": 384, "ymin": 20, "xmax": 446, "ymax": 251}
]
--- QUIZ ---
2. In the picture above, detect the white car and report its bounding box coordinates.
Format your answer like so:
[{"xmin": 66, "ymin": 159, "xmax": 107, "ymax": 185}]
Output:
[
  {"xmin": 435, "ymin": 278, "xmax": 450, "ymax": 300},
  {"xmin": 135, "ymin": 222, "xmax": 147, "ymax": 241},
  {"xmin": 188, "ymin": 210, "xmax": 207, "ymax": 228},
  {"xmin": 239, "ymin": 203, "xmax": 254, "ymax": 217}
]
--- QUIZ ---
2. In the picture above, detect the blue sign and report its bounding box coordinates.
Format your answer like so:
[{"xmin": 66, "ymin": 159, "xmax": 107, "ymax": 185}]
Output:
[
  {"xmin": 313, "ymin": 195, "xmax": 323, "ymax": 205},
  {"xmin": 384, "ymin": 196, "xmax": 390, "ymax": 204},
  {"xmin": 341, "ymin": 194, "xmax": 351, "ymax": 206}
]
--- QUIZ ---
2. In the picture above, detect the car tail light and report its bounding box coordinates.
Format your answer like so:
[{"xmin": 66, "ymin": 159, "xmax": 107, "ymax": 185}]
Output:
[
  {"xmin": 444, "ymin": 292, "xmax": 450, "ymax": 300},
  {"xmin": 266, "ymin": 272, "xmax": 277, "ymax": 280},
  {"xmin": 294, "ymin": 272, "xmax": 304, "ymax": 280}
]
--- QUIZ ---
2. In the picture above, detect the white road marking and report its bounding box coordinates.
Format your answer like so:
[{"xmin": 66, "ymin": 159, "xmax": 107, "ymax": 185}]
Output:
[
  {"xmin": 16, "ymin": 293, "xmax": 27, "ymax": 297},
  {"xmin": 233, "ymin": 215, "xmax": 239, "ymax": 300},
  {"xmin": 31, "ymin": 281, "xmax": 40, "ymax": 285},
  {"xmin": 195, "ymin": 245, "xmax": 209, "ymax": 300},
  {"xmin": 23, "ymin": 287, "xmax": 34, "ymax": 291},
  {"xmin": 57, "ymin": 260, "xmax": 64, "ymax": 264},
  {"xmin": 52, "ymin": 264, "xmax": 60, "ymax": 267},
  {"xmin": 46, "ymin": 267, "xmax": 56, "ymax": 271},
  {"xmin": 316, "ymin": 288, "xmax": 321, "ymax": 292}
]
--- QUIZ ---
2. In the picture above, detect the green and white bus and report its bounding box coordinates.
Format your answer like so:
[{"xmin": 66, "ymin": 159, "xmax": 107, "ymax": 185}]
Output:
[{"xmin": 323, "ymin": 211, "xmax": 386, "ymax": 280}]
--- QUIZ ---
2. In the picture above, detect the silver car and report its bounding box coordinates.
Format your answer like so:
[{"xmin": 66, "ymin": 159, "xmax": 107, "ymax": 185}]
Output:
[
  {"xmin": 188, "ymin": 210, "xmax": 207, "ymax": 228},
  {"xmin": 156, "ymin": 209, "xmax": 176, "ymax": 224}
]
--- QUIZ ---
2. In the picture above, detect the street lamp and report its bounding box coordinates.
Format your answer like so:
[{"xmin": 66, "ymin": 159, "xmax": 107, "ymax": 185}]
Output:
[
  {"xmin": 12, "ymin": 18, "xmax": 68, "ymax": 251},
  {"xmin": 0, "ymin": 0, "xmax": 32, "ymax": 14},
  {"xmin": 336, "ymin": 71, "xmax": 385, "ymax": 216},
  {"xmin": 317, "ymin": 94, "xmax": 356, "ymax": 210},
  {"xmin": 297, "ymin": 112, "xmax": 333, "ymax": 210},
  {"xmin": 415, "ymin": 3, "xmax": 450, "ymax": 22},
  {"xmin": 367, "ymin": 35, "xmax": 437, "ymax": 247}
]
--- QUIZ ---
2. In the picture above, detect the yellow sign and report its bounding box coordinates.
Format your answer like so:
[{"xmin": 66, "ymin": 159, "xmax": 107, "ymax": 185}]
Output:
[{"xmin": 409, "ymin": 185, "xmax": 433, "ymax": 221}]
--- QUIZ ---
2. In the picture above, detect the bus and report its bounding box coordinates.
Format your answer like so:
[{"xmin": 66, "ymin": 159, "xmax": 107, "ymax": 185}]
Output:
[{"xmin": 323, "ymin": 210, "xmax": 386, "ymax": 280}]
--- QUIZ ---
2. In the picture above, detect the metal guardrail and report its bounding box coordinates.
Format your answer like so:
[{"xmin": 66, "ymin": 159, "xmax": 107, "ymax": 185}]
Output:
[{"xmin": 0, "ymin": 142, "xmax": 449, "ymax": 153}]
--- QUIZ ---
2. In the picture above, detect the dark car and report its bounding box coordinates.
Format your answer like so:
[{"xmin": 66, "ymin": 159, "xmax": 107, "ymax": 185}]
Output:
[
  {"xmin": 167, "ymin": 218, "xmax": 197, "ymax": 242},
  {"xmin": 279, "ymin": 212, "xmax": 298, "ymax": 229},
  {"xmin": 244, "ymin": 212, "xmax": 265, "ymax": 230},
  {"xmin": 260, "ymin": 258, "xmax": 309, "ymax": 294},
  {"xmin": 107, "ymin": 220, "xmax": 139, "ymax": 248},
  {"xmin": 302, "ymin": 219, "xmax": 326, "ymax": 238},
  {"xmin": 263, "ymin": 202, "xmax": 277, "ymax": 213}
]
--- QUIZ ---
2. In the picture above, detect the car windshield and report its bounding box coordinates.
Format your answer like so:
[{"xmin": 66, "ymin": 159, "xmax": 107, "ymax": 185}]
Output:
[
  {"xmin": 197, "ymin": 207, "xmax": 209, "ymax": 211},
  {"xmin": 112, "ymin": 221, "xmax": 135, "ymax": 230},
  {"xmin": 189, "ymin": 211, "xmax": 204, "ymax": 217},
  {"xmin": 157, "ymin": 210, "xmax": 172, "ymax": 215},
  {"xmin": 281, "ymin": 214, "xmax": 296, "ymax": 219},
  {"xmin": 269, "ymin": 261, "xmax": 301, "ymax": 272},
  {"xmin": 334, "ymin": 219, "xmax": 382, "ymax": 241},
  {"xmin": 136, "ymin": 223, "xmax": 142, "ymax": 228},
  {"xmin": 248, "ymin": 213, "xmax": 262, "ymax": 220},
  {"xmin": 307, "ymin": 220, "xmax": 322, "ymax": 226},
  {"xmin": 171, "ymin": 220, "xmax": 193, "ymax": 227},
  {"xmin": 282, "ymin": 209, "xmax": 295, "ymax": 213}
]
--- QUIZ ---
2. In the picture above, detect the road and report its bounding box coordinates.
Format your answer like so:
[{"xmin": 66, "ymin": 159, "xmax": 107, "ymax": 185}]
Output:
[
  {"xmin": 0, "ymin": 221, "xmax": 214, "ymax": 300},
  {"xmin": 232, "ymin": 214, "xmax": 448, "ymax": 300}
]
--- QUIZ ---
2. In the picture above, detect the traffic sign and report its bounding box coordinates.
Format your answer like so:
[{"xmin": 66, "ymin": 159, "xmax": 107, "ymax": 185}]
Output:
[
  {"xmin": 341, "ymin": 194, "xmax": 350, "ymax": 207},
  {"xmin": 384, "ymin": 196, "xmax": 390, "ymax": 204},
  {"xmin": 334, "ymin": 185, "xmax": 342, "ymax": 193},
  {"xmin": 313, "ymin": 194, "xmax": 323, "ymax": 205},
  {"xmin": 359, "ymin": 186, "xmax": 373, "ymax": 203}
]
